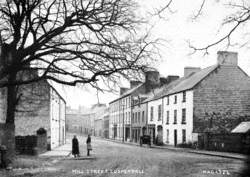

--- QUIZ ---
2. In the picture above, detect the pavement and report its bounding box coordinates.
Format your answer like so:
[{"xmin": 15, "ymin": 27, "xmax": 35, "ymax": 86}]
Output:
[
  {"xmin": 39, "ymin": 143, "xmax": 72, "ymax": 157},
  {"xmin": 39, "ymin": 138, "xmax": 73, "ymax": 157},
  {"xmin": 39, "ymin": 138, "xmax": 96, "ymax": 159},
  {"xmin": 39, "ymin": 136, "xmax": 248, "ymax": 161}
]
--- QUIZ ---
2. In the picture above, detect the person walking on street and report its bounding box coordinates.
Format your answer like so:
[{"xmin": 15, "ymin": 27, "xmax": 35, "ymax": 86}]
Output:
[
  {"xmin": 72, "ymin": 135, "xmax": 80, "ymax": 158},
  {"xmin": 86, "ymin": 134, "xmax": 92, "ymax": 156}
]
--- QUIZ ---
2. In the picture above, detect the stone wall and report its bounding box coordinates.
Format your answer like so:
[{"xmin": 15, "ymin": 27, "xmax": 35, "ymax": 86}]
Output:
[
  {"xmin": 15, "ymin": 80, "xmax": 51, "ymax": 136},
  {"xmin": 193, "ymin": 65, "xmax": 250, "ymax": 133}
]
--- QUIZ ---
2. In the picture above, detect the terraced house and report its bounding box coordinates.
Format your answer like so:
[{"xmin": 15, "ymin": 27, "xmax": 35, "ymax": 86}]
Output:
[
  {"xmin": 109, "ymin": 70, "xmax": 166, "ymax": 141},
  {"xmin": 131, "ymin": 96, "xmax": 148, "ymax": 143},
  {"xmin": 145, "ymin": 51, "xmax": 250, "ymax": 146},
  {"xmin": 109, "ymin": 81, "xmax": 142, "ymax": 141}
]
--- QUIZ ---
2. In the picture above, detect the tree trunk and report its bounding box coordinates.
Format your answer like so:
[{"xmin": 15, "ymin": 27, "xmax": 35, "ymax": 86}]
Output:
[
  {"xmin": 0, "ymin": 124, "xmax": 15, "ymax": 166},
  {"xmin": 2, "ymin": 74, "xmax": 18, "ymax": 165}
]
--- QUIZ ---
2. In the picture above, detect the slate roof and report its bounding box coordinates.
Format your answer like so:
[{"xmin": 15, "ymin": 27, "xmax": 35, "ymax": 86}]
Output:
[
  {"xmin": 109, "ymin": 83, "xmax": 144, "ymax": 104},
  {"xmin": 231, "ymin": 121, "xmax": 250, "ymax": 133},
  {"xmin": 144, "ymin": 64, "xmax": 218, "ymax": 103}
]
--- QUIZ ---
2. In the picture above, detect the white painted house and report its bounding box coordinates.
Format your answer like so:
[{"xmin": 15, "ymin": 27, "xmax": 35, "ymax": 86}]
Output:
[
  {"xmin": 162, "ymin": 90, "xmax": 194, "ymax": 146},
  {"xmin": 146, "ymin": 95, "xmax": 163, "ymax": 144},
  {"xmin": 145, "ymin": 51, "xmax": 250, "ymax": 146}
]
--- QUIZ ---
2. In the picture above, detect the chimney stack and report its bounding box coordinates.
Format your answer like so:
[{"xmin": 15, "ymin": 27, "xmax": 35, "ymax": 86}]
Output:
[
  {"xmin": 120, "ymin": 87, "xmax": 129, "ymax": 95},
  {"xmin": 160, "ymin": 75, "xmax": 179, "ymax": 86},
  {"xmin": 130, "ymin": 81, "xmax": 142, "ymax": 89},
  {"xmin": 217, "ymin": 51, "xmax": 238, "ymax": 66},
  {"xmin": 145, "ymin": 70, "xmax": 160, "ymax": 93},
  {"xmin": 184, "ymin": 67, "xmax": 201, "ymax": 77}
]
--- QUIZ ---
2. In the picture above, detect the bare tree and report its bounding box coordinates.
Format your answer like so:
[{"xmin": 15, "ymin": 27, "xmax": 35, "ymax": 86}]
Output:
[
  {"xmin": 189, "ymin": 0, "xmax": 250, "ymax": 54},
  {"xmin": 0, "ymin": 0, "xmax": 158, "ymax": 164},
  {"xmin": 188, "ymin": 1, "xmax": 250, "ymax": 175}
]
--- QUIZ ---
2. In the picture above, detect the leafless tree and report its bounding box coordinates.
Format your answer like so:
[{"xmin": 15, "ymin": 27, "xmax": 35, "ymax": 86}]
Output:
[
  {"xmin": 0, "ymin": 0, "xmax": 159, "ymax": 163},
  {"xmin": 189, "ymin": 0, "xmax": 250, "ymax": 54}
]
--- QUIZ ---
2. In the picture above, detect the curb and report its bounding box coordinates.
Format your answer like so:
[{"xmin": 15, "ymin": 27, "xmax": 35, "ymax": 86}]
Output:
[{"xmin": 187, "ymin": 151, "xmax": 247, "ymax": 160}]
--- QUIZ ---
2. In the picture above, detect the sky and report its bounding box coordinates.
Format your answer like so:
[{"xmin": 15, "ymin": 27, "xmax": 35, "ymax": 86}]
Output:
[{"xmin": 60, "ymin": 0, "xmax": 250, "ymax": 109}]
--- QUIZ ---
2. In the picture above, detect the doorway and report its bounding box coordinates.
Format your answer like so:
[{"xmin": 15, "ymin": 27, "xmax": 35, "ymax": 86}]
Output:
[{"xmin": 174, "ymin": 129, "xmax": 177, "ymax": 146}]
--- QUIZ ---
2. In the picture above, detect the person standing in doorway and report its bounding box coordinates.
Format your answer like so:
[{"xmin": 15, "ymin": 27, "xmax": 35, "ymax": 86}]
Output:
[
  {"xmin": 72, "ymin": 135, "xmax": 80, "ymax": 158},
  {"xmin": 86, "ymin": 134, "xmax": 92, "ymax": 156}
]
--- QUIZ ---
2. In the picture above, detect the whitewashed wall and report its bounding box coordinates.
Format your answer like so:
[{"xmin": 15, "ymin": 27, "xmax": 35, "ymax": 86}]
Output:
[
  {"xmin": 147, "ymin": 98, "xmax": 163, "ymax": 136},
  {"xmin": 162, "ymin": 90, "xmax": 194, "ymax": 145},
  {"xmin": 50, "ymin": 89, "xmax": 61, "ymax": 149}
]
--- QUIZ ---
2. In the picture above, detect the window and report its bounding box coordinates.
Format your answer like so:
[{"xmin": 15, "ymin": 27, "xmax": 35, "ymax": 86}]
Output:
[
  {"xmin": 174, "ymin": 95, "xmax": 177, "ymax": 104},
  {"xmin": 166, "ymin": 129, "xmax": 169, "ymax": 143},
  {"xmin": 132, "ymin": 113, "xmax": 134, "ymax": 123},
  {"xmin": 138, "ymin": 112, "xmax": 141, "ymax": 123},
  {"xmin": 183, "ymin": 91, "xmax": 186, "ymax": 102},
  {"xmin": 150, "ymin": 106, "xmax": 154, "ymax": 121},
  {"xmin": 158, "ymin": 105, "xmax": 162, "ymax": 121},
  {"xmin": 182, "ymin": 129, "xmax": 186, "ymax": 143},
  {"xmin": 166, "ymin": 111, "xmax": 169, "ymax": 124},
  {"xmin": 135, "ymin": 112, "xmax": 137, "ymax": 123},
  {"xmin": 182, "ymin": 108, "xmax": 186, "ymax": 124},
  {"xmin": 173, "ymin": 110, "xmax": 177, "ymax": 124},
  {"xmin": 167, "ymin": 96, "xmax": 169, "ymax": 105},
  {"xmin": 142, "ymin": 111, "xmax": 145, "ymax": 122}
]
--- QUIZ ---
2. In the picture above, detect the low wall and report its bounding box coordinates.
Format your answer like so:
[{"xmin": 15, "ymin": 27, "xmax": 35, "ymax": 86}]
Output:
[{"xmin": 16, "ymin": 133, "xmax": 47, "ymax": 155}]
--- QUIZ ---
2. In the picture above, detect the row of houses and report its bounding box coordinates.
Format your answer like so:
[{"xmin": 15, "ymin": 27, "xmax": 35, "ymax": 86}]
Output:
[
  {"xmin": 108, "ymin": 51, "xmax": 250, "ymax": 147},
  {"xmin": 66, "ymin": 104, "xmax": 109, "ymax": 138},
  {"xmin": 64, "ymin": 50, "xmax": 250, "ymax": 151}
]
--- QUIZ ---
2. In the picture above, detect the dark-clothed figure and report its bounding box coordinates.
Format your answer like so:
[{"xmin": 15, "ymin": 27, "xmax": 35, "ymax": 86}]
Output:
[
  {"xmin": 86, "ymin": 135, "xmax": 92, "ymax": 156},
  {"xmin": 72, "ymin": 135, "xmax": 79, "ymax": 158}
]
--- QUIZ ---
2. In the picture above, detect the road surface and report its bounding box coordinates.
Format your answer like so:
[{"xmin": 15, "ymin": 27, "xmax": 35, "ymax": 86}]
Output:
[
  {"xmin": 41, "ymin": 136, "xmax": 245, "ymax": 177},
  {"xmin": 4, "ymin": 135, "xmax": 247, "ymax": 177}
]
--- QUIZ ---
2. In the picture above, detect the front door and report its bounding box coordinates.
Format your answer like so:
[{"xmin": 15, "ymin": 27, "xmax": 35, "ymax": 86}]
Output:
[
  {"xmin": 174, "ymin": 129, "xmax": 177, "ymax": 146},
  {"xmin": 114, "ymin": 125, "xmax": 117, "ymax": 138}
]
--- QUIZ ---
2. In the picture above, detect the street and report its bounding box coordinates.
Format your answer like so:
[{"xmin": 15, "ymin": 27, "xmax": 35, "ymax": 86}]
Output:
[{"xmin": 4, "ymin": 135, "xmax": 245, "ymax": 177}]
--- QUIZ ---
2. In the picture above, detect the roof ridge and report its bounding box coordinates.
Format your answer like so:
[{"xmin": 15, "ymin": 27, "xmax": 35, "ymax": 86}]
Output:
[{"xmin": 143, "ymin": 64, "xmax": 218, "ymax": 103}]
